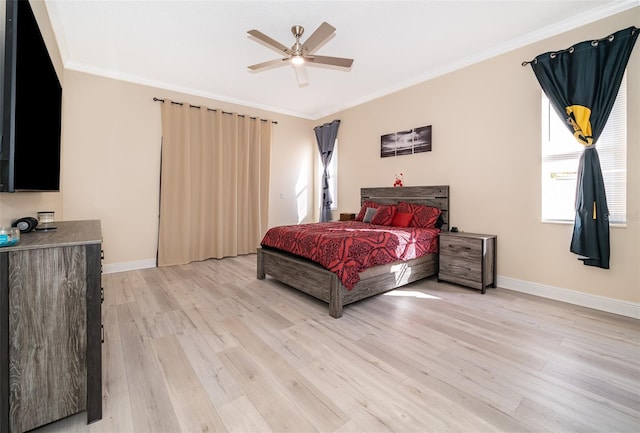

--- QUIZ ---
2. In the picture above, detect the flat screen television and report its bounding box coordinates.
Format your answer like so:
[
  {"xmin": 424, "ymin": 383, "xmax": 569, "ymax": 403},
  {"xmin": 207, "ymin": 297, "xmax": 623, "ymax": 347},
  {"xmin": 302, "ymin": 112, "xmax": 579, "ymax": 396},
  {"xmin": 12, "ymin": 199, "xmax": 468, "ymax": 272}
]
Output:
[{"xmin": 0, "ymin": 0, "xmax": 62, "ymax": 192}]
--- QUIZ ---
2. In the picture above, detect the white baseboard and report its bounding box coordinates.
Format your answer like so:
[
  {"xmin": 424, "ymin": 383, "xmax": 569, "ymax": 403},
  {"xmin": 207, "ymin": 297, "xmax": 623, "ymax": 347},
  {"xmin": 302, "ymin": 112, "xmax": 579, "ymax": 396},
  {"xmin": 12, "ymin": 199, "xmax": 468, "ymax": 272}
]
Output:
[
  {"xmin": 103, "ymin": 259, "xmax": 156, "ymax": 274},
  {"xmin": 498, "ymin": 276, "xmax": 640, "ymax": 319}
]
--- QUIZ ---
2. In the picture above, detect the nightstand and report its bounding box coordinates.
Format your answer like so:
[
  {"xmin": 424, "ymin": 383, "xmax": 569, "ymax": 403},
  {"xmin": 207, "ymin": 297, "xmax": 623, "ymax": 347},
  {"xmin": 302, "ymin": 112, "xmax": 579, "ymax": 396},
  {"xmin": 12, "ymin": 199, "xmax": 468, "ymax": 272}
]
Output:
[
  {"xmin": 339, "ymin": 213, "xmax": 356, "ymax": 221},
  {"xmin": 438, "ymin": 232, "xmax": 496, "ymax": 294}
]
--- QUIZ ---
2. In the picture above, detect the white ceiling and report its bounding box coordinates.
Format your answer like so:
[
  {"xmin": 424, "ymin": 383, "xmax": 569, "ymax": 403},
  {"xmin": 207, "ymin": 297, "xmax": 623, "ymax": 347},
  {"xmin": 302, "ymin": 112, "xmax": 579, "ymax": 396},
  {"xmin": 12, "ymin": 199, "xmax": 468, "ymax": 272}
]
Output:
[{"xmin": 45, "ymin": 0, "xmax": 637, "ymax": 120}]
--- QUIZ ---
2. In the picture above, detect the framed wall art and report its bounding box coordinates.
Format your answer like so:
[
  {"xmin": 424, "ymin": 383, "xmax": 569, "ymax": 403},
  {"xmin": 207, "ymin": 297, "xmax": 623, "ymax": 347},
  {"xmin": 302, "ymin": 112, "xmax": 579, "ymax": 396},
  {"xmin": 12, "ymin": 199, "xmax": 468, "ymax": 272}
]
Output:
[{"xmin": 381, "ymin": 125, "xmax": 432, "ymax": 158}]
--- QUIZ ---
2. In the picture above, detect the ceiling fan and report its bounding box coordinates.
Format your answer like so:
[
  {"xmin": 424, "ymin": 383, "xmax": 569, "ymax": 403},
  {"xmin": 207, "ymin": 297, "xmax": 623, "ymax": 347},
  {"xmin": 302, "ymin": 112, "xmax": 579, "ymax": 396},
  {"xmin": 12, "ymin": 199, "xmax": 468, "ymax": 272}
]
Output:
[{"xmin": 247, "ymin": 22, "xmax": 354, "ymax": 86}]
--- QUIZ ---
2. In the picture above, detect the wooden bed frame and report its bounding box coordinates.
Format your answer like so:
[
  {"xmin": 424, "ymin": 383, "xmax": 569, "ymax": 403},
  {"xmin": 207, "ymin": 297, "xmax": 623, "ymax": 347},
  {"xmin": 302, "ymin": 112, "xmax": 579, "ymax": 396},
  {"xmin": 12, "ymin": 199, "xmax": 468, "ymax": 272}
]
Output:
[{"xmin": 257, "ymin": 185, "xmax": 450, "ymax": 318}]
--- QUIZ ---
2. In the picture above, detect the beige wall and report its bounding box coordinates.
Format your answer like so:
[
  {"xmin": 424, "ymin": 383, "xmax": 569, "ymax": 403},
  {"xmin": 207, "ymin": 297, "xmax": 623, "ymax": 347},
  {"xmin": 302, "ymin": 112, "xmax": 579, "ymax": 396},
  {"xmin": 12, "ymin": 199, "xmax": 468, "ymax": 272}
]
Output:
[
  {"xmin": 58, "ymin": 71, "xmax": 315, "ymax": 267},
  {"xmin": 325, "ymin": 8, "xmax": 639, "ymax": 303},
  {"xmin": 1, "ymin": 68, "xmax": 315, "ymax": 267}
]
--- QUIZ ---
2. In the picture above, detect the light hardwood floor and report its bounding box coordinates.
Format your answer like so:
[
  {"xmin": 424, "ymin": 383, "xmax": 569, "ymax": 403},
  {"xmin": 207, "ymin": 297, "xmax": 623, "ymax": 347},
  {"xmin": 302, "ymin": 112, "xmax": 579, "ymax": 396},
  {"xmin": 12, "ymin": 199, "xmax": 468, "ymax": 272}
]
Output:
[{"xmin": 33, "ymin": 254, "xmax": 639, "ymax": 433}]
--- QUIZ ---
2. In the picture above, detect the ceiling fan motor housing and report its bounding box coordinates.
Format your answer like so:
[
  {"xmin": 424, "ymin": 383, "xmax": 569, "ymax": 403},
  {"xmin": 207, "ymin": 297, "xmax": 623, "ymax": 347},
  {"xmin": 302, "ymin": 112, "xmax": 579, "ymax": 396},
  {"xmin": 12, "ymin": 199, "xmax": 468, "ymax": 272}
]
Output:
[
  {"xmin": 291, "ymin": 26, "xmax": 305, "ymax": 55},
  {"xmin": 291, "ymin": 25, "xmax": 304, "ymax": 38}
]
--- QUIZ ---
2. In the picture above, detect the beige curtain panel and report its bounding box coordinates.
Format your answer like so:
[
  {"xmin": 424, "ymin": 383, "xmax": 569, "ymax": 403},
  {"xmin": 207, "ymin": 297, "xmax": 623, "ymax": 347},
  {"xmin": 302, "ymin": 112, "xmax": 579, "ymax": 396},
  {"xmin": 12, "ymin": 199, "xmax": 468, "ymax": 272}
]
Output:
[{"xmin": 158, "ymin": 101, "xmax": 272, "ymax": 266}]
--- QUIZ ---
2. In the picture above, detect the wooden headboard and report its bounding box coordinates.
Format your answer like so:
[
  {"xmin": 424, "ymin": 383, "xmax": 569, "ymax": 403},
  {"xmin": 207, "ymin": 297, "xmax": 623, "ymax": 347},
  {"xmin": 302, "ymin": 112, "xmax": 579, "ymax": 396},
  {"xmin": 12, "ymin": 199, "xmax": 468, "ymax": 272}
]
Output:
[{"xmin": 360, "ymin": 185, "xmax": 450, "ymax": 232}]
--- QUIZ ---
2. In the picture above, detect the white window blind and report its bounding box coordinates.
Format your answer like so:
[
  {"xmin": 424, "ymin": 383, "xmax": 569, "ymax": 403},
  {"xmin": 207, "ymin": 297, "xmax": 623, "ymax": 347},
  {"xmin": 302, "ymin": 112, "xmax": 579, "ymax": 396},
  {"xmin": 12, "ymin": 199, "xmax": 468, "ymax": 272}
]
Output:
[{"xmin": 541, "ymin": 74, "xmax": 627, "ymax": 224}]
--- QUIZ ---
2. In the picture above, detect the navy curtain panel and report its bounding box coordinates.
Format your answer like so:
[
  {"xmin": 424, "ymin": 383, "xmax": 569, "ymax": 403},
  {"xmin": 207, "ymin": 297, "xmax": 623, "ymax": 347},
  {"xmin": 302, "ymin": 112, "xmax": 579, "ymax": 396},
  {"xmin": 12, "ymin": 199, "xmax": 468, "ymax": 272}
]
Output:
[
  {"xmin": 528, "ymin": 26, "xmax": 638, "ymax": 269},
  {"xmin": 314, "ymin": 120, "xmax": 340, "ymax": 222}
]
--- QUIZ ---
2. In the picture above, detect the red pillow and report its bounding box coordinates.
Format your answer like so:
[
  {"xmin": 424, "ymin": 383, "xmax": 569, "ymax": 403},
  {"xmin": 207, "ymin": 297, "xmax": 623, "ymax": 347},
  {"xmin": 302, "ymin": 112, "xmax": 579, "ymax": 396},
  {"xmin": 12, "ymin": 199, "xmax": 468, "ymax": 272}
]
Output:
[
  {"xmin": 371, "ymin": 205, "xmax": 397, "ymax": 226},
  {"xmin": 397, "ymin": 202, "xmax": 441, "ymax": 228},
  {"xmin": 391, "ymin": 212, "xmax": 413, "ymax": 227},
  {"xmin": 355, "ymin": 200, "xmax": 379, "ymax": 221}
]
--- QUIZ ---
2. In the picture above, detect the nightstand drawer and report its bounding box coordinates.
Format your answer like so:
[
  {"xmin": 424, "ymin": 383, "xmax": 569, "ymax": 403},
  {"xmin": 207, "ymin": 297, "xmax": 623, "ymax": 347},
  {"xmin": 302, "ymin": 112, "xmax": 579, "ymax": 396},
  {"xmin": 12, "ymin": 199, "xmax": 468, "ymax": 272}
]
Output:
[
  {"xmin": 438, "ymin": 269, "xmax": 484, "ymax": 289},
  {"xmin": 439, "ymin": 257, "xmax": 481, "ymax": 277},
  {"xmin": 439, "ymin": 236, "xmax": 482, "ymax": 260}
]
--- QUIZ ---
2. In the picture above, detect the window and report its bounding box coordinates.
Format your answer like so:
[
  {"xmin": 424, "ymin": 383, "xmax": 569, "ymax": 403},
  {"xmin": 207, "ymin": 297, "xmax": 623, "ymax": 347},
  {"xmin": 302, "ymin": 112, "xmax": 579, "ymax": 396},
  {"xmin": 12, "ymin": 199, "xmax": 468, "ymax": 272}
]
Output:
[
  {"xmin": 541, "ymin": 75, "xmax": 626, "ymax": 224},
  {"xmin": 318, "ymin": 140, "xmax": 338, "ymax": 210}
]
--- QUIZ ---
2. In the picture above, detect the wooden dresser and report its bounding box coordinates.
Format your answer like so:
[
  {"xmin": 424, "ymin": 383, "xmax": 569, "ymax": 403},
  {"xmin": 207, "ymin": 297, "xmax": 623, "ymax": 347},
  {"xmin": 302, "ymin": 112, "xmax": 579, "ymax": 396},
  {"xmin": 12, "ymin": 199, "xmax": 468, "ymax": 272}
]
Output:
[
  {"xmin": 438, "ymin": 231, "xmax": 496, "ymax": 294},
  {"xmin": 1, "ymin": 220, "xmax": 103, "ymax": 433}
]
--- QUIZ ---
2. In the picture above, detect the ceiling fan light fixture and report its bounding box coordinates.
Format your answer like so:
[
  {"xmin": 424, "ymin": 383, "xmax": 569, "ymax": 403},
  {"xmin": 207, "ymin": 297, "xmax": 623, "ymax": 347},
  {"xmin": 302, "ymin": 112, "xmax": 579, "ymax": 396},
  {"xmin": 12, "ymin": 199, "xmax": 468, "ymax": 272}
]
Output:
[{"xmin": 247, "ymin": 22, "xmax": 353, "ymax": 84}]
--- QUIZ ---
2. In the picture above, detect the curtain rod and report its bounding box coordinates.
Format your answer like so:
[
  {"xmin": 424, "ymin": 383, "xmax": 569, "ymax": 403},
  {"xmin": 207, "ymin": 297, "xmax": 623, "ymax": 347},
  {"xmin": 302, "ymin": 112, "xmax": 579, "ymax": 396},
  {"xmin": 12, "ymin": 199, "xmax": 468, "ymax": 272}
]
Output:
[
  {"xmin": 153, "ymin": 97, "xmax": 277, "ymax": 124},
  {"xmin": 521, "ymin": 26, "xmax": 638, "ymax": 66}
]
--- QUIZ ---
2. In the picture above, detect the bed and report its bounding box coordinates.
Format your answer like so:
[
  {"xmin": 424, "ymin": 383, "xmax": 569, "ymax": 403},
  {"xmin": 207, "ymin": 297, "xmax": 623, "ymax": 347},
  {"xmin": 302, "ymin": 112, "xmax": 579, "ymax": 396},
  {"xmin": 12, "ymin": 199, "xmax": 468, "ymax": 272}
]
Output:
[{"xmin": 257, "ymin": 185, "xmax": 450, "ymax": 318}]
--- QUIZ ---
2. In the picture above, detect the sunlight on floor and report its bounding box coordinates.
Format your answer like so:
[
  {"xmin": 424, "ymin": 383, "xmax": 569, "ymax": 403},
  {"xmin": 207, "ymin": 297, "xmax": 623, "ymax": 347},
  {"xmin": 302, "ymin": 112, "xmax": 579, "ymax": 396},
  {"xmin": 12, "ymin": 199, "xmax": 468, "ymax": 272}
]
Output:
[{"xmin": 383, "ymin": 290, "xmax": 441, "ymax": 300}]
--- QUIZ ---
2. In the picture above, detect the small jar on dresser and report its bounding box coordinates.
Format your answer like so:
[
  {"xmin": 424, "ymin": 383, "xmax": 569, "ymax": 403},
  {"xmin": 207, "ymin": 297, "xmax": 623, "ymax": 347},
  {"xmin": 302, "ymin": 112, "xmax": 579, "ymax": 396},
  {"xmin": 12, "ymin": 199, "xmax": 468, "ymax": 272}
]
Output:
[{"xmin": 438, "ymin": 231, "xmax": 497, "ymax": 294}]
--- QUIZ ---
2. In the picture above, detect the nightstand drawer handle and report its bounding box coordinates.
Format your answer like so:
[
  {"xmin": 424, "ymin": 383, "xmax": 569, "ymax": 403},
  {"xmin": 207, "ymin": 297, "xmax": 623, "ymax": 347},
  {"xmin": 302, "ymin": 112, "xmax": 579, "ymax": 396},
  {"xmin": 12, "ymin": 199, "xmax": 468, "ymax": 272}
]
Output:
[{"xmin": 447, "ymin": 243, "xmax": 472, "ymax": 250}]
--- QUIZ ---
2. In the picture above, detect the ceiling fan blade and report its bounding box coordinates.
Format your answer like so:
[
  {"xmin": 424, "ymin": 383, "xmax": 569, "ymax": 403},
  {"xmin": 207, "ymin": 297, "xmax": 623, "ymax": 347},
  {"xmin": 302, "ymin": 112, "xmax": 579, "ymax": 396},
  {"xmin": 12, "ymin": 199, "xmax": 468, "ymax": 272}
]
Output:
[
  {"xmin": 307, "ymin": 55, "xmax": 353, "ymax": 68},
  {"xmin": 293, "ymin": 63, "xmax": 308, "ymax": 86},
  {"xmin": 247, "ymin": 29, "xmax": 292, "ymax": 55},
  {"xmin": 248, "ymin": 58, "xmax": 288, "ymax": 71},
  {"xmin": 302, "ymin": 22, "xmax": 336, "ymax": 54}
]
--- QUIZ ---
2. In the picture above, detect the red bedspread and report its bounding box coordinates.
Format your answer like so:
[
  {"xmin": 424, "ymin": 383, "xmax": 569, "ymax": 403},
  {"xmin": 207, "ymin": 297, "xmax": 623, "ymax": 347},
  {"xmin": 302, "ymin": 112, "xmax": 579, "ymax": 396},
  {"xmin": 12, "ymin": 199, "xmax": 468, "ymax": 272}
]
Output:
[{"xmin": 260, "ymin": 221, "xmax": 439, "ymax": 289}]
